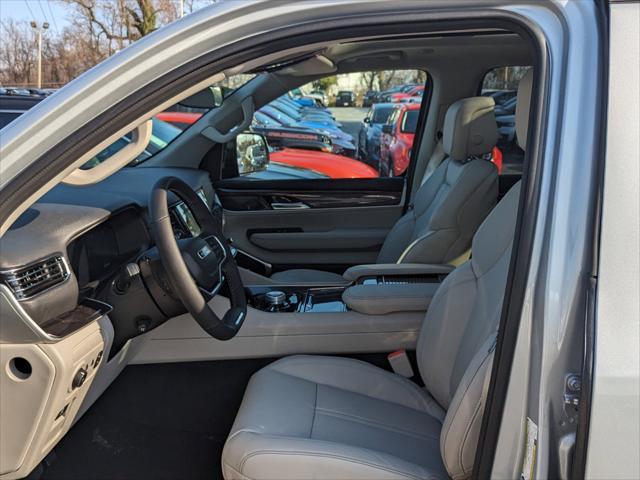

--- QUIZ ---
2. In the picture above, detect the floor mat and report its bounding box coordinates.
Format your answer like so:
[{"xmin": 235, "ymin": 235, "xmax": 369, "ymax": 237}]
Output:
[
  {"xmin": 42, "ymin": 358, "xmax": 275, "ymax": 480},
  {"xmin": 41, "ymin": 353, "xmax": 395, "ymax": 480}
]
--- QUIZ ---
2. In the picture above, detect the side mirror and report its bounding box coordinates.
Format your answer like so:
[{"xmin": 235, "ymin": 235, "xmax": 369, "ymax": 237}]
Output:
[
  {"xmin": 236, "ymin": 132, "xmax": 270, "ymax": 175},
  {"xmin": 382, "ymin": 124, "xmax": 393, "ymax": 135}
]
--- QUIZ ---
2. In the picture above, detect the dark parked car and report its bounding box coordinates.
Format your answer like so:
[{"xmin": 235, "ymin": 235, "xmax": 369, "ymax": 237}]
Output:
[
  {"xmin": 362, "ymin": 90, "xmax": 379, "ymax": 107},
  {"xmin": 483, "ymin": 89, "xmax": 517, "ymax": 106},
  {"xmin": 0, "ymin": 94, "xmax": 42, "ymax": 128},
  {"xmin": 335, "ymin": 90, "xmax": 356, "ymax": 107},
  {"xmin": 357, "ymin": 103, "xmax": 396, "ymax": 166}
]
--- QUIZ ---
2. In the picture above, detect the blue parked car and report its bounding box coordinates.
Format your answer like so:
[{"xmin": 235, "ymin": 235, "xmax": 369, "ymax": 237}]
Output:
[
  {"xmin": 275, "ymin": 96, "xmax": 335, "ymax": 119},
  {"xmin": 256, "ymin": 109, "xmax": 356, "ymax": 157},
  {"xmin": 358, "ymin": 103, "xmax": 396, "ymax": 165},
  {"xmin": 270, "ymin": 98, "xmax": 339, "ymax": 125}
]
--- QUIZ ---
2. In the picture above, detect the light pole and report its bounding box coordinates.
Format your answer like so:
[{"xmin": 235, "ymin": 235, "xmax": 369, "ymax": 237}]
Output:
[{"xmin": 30, "ymin": 21, "xmax": 49, "ymax": 89}]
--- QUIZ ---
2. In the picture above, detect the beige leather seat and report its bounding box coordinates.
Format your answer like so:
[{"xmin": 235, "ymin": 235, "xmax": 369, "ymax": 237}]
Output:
[
  {"xmin": 222, "ymin": 71, "xmax": 532, "ymax": 480},
  {"xmin": 271, "ymin": 96, "xmax": 500, "ymax": 284}
]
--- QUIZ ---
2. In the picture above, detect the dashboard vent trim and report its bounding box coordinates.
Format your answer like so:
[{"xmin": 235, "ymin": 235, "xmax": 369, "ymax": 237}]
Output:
[{"xmin": 1, "ymin": 255, "xmax": 70, "ymax": 300}]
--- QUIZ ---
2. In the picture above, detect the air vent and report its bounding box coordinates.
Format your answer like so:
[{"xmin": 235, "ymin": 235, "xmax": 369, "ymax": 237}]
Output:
[{"xmin": 2, "ymin": 256, "xmax": 70, "ymax": 300}]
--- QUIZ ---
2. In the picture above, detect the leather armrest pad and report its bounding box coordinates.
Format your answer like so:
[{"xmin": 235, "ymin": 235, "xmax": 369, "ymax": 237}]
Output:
[
  {"xmin": 342, "ymin": 263, "xmax": 455, "ymax": 282},
  {"xmin": 342, "ymin": 283, "xmax": 440, "ymax": 315}
]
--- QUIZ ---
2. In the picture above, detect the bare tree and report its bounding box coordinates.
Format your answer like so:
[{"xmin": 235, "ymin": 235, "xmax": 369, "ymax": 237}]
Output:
[{"xmin": 0, "ymin": 20, "xmax": 38, "ymax": 86}]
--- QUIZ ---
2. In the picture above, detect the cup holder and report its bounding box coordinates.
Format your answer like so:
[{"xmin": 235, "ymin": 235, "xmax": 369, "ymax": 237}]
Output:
[{"xmin": 8, "ymin": 357, "xmax": 32, "ymax": 381}]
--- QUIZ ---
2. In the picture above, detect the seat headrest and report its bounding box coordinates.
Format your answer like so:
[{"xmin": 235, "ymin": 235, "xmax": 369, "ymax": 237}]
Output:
[
  {"xmin": 516, "ymin": 69, "xmax": 533, "ymax": 150},
  {"xmin": 442, "ymin": 96, "xmax": 498, "ymax": 161}
]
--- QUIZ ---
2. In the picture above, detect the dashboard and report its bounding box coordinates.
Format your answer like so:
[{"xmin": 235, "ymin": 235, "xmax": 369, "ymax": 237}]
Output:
[
  {"xmin": 0, "ymin": 166, "xmax": 216, "ymax": 337},
  {"xmin": 68, "ymin": 207, "xmax": 151, "ymax": 298},
  {"xmin": 0, "ymin": 167, "xmax": 222, "ymax": 479}
]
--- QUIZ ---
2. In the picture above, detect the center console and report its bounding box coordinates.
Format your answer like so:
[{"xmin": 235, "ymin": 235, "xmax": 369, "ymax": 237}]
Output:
[
  {"xmin": 247, "ymin": 286, "xmax": 347, "ymax": 313},
  {"xmin": 246, "ymin": 263, "xmax": 456, "ymax": 316}
]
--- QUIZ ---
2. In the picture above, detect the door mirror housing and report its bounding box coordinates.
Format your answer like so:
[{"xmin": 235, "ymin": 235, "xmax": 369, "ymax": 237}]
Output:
[{"xmin": 236, "ymin": 132, "xmax": 270, "ymax": 175}]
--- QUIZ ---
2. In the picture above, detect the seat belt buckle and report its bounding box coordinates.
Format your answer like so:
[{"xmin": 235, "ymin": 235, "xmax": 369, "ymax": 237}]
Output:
[{"xmin": 388, "ymin": 349, "xmax": 414, "ymax": 378}]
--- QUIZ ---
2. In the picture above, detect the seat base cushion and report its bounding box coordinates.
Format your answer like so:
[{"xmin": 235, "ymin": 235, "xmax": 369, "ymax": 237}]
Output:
[
  {"xmin": 222, "ymin": 356, "xmax": 448, "ymax": 480},
  {"xmin": 270, "ymin": 269, "xmax": 348, "ymax": 285}
]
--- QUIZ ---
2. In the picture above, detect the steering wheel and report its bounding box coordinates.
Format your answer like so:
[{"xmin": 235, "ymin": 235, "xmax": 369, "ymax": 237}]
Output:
[{"xmin": 149, "ymin": 176, "xmax": 246, "ymax": 340}]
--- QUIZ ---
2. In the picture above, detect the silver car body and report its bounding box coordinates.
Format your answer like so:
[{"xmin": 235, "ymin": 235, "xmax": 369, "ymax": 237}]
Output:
[{"xmin": 0, "ymin": 1, "xmax": 638, "ymax": 478}]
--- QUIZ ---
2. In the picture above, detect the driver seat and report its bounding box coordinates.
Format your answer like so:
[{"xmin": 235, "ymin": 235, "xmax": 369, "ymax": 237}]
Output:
[{"xmin": 222, "ymin": 71, "xmax": 532, "ymax": 480}]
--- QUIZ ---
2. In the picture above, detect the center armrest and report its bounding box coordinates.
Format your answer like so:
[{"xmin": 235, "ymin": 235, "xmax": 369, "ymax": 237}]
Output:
[
  {"xmin": 342, "ymin": 283, "xmax": 440, "ymax": 315},
  {"xmin": 342, "ymin": 263, "xmax": 455, "ymax": 282}
]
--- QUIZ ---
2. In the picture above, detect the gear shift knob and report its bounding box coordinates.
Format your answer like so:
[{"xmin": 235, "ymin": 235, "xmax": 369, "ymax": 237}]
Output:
[{"xmin": 265, "ymin": 290, "xmax": 286, "ymax": 307}]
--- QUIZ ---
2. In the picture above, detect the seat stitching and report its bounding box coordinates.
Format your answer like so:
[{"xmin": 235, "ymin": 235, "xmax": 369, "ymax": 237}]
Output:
[
  {"xmin": 269, "ymin": 358, "xmax": 430, "ymax": 411},
  {"xmin": 314, "ymin": 407, "xmax": 440, "ymax": 442},
  {"xmin": 440, "ymin": 352, "xmax": 488, "ymax": 457},
  {"xmin": 309, "ymin": 382, "xmax": 318, "ymax": 439},
  {"xmin": 457, "ymin": 398, "xmax": 483, "ymax": 477},
  {"xmin": 240, "ymin": 450, "xmax": 429, "ymax": 480}
]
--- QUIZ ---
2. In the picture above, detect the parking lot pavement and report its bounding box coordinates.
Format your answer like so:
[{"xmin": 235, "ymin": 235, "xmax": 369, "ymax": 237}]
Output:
[{"xmin": 329, "ymin": 107, "xmax": 369, "ymax": 142}]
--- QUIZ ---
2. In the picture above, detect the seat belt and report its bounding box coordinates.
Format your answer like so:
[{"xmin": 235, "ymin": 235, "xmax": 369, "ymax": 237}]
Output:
[{"xmin": 388, "ymin": 349, "xmax": 415, "ymax": 378}]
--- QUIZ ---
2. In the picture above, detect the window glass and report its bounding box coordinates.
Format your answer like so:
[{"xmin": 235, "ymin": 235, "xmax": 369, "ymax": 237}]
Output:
[
  {"xmin": 80, "ymin": 117, "xmax": 183, "ymax": 169},
  {"xmin": 232, "ymin": 69, "xmax": 427, "ymax": 181},
  {"xmin": 481, "ymin": 66, "xmax": 531, "ymax": 175},
  {"xmin": 81, "ymin": 74, "xmax": 255, "ymax": 169}
]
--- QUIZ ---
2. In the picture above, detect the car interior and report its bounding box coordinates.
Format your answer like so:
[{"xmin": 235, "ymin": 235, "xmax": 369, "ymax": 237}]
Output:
[{"xmin": 0, "ymin": 28, "xmax": 535, "ymax": 480}]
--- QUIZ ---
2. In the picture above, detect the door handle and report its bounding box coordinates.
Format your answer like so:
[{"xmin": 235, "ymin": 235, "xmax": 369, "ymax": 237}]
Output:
[{"xmin": 270, "ymin": 202, "xmax": 310, "ymax": 210}]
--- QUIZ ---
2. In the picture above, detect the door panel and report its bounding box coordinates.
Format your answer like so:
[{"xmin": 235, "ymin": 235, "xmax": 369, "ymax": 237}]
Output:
[
  {"xmin": 248, "ymin": 228, "xmax": 389, "ymax": 251},
  {"xmin": 217, "ymin": 177, "xmax": 405, "ymax": 268},
  {"xmin": 223, "ymin": 204, "xmax": 402, "ymax": 267},
  {"xmin": 216, "ymin": 177, "xmax": 403, "ymax": 210}
]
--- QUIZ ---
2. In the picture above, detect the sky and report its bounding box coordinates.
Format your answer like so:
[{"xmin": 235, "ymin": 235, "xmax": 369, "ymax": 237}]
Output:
[{"xmin": 0, "ymin": 1, "xmax": 71, "ymax": 33}]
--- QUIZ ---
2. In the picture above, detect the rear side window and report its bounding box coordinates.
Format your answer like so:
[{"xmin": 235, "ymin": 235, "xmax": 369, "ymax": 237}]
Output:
[{"xmin": 481, "ymin": 66, "xmax": 531, "ymax": 175}]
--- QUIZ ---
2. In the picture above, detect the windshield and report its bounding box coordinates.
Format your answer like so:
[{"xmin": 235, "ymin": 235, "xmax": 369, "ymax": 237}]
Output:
[
  {"xmin": 260, "ymin": 105, "xmax": 297, "ymax": 126},
  {"xmin": 81, "ymin": 117, "xmax": 183, "ymax": 169},
  {"xmin": 372, "ymin": 107, "xmax": 394, "ymax": 124},
  {"xmin": 270, "ymin": 101, "xmax": 301, "ymax": 119},
  {"xmin": 253, "ymin": 111, "xmax": 283, "ymax": 128},
  {"xmin": 401, "ymin": 110, "xmax": 419, "ymax": 134},
  {"xmin": 79, "ymin": 73, "xmax": 256, "ymax": 169}
]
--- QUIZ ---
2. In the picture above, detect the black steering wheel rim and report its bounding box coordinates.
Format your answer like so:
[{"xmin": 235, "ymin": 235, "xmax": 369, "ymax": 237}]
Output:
[{"xmin": 149, "ymin": 176, "xmax": 246, "ymax": 340}]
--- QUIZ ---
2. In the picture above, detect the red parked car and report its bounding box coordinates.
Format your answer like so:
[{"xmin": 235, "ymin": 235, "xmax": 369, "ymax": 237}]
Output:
[
  {"xmin": 380, "ymin": 103, "xmax": 503, "ymax": 177},
  {"xmin": 156, "ymin": 111, "xmax": 202, "ymax": 129},
  {"xmin": 389, "ymin": 85, "xmax": 425, "ymax": 103},
  {"xmin": 271, "ymin": 148, "xmax": 378, "ymax": 179},
  {"xmin": 156, "ymin": 112, "xmax": 377, "ymax": 179},
  {"xmin": 379, "ymin": 103, "xmax": 421, "ymax": 176}
]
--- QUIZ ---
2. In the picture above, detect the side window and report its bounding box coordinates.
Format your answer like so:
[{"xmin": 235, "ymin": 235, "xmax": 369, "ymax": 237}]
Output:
[
  {"xmin": 481, "ymin": 66, "xmax": 531, "ymax": 175},
  {"xmin": 236, "ymin": 69, "xmax": 428, "ymax": 180}
]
